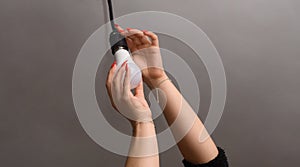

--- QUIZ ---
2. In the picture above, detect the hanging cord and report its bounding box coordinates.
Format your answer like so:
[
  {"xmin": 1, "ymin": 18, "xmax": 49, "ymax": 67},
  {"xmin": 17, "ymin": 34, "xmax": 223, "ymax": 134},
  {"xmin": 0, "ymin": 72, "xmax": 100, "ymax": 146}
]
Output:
[{"xmin": 107, "ymin": 0, "xmax": 116, "ymax": 31}]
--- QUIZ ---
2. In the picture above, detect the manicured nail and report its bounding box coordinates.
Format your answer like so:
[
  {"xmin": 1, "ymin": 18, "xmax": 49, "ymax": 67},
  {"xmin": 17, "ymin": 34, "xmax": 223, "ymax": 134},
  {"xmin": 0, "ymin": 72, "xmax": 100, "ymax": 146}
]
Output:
[
  {"xmin": 126, "ymin": 28, "xmax": 132, "ymax": 31},
  {"xmin": 118, "ymin": 29, "xmax": 124, "ymax": 32},
  {"xmin": 142, "ymin": 30, "xmax": 148, "ymax": 33},
  {"xmin": 114, "ymin": 23, "xmax": 119, "ymax": 27},
  {"xmin": 110, "ymin": 61, "xmax": 116, "ymax": 68},
  {"xmin": 125, "ymin": 63, "xmax": 128, "ymax": 71},
  {"xmin": 121, "ymin": 60, "xmax": 128, "ymax": 67}
]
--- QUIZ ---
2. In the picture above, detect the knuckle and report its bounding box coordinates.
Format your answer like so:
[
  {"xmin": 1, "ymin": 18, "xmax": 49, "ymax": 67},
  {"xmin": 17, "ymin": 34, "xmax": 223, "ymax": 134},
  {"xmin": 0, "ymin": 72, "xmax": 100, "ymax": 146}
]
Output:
[{"xmin": 111, "ymin": 81, "xmax": 117, "ymax": 87}]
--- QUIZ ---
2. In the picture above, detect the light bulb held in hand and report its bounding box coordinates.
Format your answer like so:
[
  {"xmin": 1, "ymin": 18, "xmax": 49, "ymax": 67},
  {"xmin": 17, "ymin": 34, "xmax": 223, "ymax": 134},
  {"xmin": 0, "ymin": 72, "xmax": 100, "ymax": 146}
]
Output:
[
  {"xmin": 109, "ymin": 31, "xmax": 142, "ymax": 89},
  {"xmin": 115, "ymin": 48, "xmax": 142, "ymax": 89}
]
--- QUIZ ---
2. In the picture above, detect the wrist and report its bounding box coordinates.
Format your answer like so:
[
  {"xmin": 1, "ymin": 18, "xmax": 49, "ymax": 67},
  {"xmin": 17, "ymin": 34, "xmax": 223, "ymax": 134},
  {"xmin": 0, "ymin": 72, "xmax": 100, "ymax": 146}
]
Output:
[
  {"xmin": 148, "ymin": 77, "xmax": 170, "ymax": 90},
  {"xmin": 132, "ymin": 121, "xmax": 156, "ymax": 137},
  {"xmin": 145, "ymin": 73, "xmax": 168, "ymax": 89}
]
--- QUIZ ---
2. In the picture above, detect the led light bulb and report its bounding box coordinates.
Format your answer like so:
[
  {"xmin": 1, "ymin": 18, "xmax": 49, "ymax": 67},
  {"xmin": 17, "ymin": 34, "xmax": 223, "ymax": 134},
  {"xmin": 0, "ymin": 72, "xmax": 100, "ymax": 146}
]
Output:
[
  {"xmin": 109, "ymin": 31, "xmax": 142, "ymax": 89},
  {"xmin": 114, "ymin": 48, "xmax": 142, "ymax": 89}
]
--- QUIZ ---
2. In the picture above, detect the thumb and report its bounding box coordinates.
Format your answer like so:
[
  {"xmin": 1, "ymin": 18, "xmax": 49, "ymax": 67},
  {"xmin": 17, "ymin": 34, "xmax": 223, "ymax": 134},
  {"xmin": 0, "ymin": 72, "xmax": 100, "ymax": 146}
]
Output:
[{"xmin": 134, "ymin": 81, "xmax": 144, "ymax": 98}]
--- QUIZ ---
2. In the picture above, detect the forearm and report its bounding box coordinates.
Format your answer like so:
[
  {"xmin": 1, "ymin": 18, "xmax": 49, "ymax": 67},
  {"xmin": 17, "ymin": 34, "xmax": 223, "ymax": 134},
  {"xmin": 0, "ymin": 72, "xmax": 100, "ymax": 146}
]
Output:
[
  {"xmin": 150, "ymin": 76, "xmax": 218, "ymax": 164},
  {"xmin": 125, "ymin": 121, "xmax": 159, "ymax": 167}
]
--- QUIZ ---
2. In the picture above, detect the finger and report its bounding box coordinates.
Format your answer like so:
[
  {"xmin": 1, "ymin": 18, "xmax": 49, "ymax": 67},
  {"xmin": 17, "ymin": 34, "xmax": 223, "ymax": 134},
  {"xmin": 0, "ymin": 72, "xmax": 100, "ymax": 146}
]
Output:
[
  {"xmin": 115, "ymin": 25, "xmax": 143, "ymax": 44},
  {"xmin": 123, "ymin": 63, "xmax": 131, "ymax": 96},
  {"xmin": 106, "ymin": 61, "xmax": 118, "ymax": 110},
  {"xmin": 115, "ymin": 26, "xmax": 138, "ymax": 52},
  {"xmin": 126, "ymin": 28, "xmax": 143, "ymax": 46},
  {"xmin": 113, "ymin": 61, "xmax": 127, "ymax": 93},
  {"xmin": 114, "ymin": 24, "xmax": 126, "ymax": 35},
  {"xmin": 127, "ymin": 28, "xmax": 144, "ymax": 38},
  {"xmin": 139, "ymin": 34, "xmax": 151, "ymax": 46},
  {"xmin": 106, "ymin": 61, "xmax": 117, "ymax": 92},
  {"xmin": 114, "ymin": 25, "xmax": 138, "ymax": 53},
  {"xmin": 120, "ymin": 28, "xmax": 134, "ymax": 38},
  {"xmin": 143, "ymin": 30, "xmax": 159, "ymax": 46},
  {"xmin": 126, "ymin": 38, "xmax": 137, "ymax": 52},
  {"xmin": 134, "ymin": 81, "xmax": 144, "ymax": 98},
  {"xmin": 128, "ymin": 36, "xmax": 142, "ymax": 46}
]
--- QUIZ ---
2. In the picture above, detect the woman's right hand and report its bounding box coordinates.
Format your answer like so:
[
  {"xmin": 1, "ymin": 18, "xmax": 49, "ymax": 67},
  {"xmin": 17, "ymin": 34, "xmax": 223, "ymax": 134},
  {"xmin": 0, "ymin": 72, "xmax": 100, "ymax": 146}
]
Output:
[
  {"xmin": 106, "ymin": 61, "xmax": 153, "ymax": 125},
  {"xmin": 115, "ymin": 25, "xmax": 168, "ymax": 88}
]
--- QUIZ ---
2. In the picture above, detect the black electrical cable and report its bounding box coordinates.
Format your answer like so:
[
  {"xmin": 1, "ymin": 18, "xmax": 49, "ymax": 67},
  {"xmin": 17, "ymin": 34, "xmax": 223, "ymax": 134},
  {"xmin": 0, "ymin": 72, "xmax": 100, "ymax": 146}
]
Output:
[
  {"xmin": 107, "ymin": 0, "xmax": 116, "ymax": 31},
  {"xmin": 106, "ymin": 0, "xmax": 128, "ymax": 54}
]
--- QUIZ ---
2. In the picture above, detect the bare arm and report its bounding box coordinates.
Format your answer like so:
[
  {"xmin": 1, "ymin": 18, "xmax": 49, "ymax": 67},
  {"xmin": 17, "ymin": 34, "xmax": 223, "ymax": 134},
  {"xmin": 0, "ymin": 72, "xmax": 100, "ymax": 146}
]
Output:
[
  {"xmin": 150, "ymin": 76, "xmax": 218, "ymax": 164},
  {"xmin": 115, "ymin": 25, "xmax": 218, "ymax": 164},
  {"xmin": 106, "ymin": 62, "xmax": 159, "ymax": 167},
  {"xmin": 126, "ymin": 122, "xmax": 159, "ymax": 167}
]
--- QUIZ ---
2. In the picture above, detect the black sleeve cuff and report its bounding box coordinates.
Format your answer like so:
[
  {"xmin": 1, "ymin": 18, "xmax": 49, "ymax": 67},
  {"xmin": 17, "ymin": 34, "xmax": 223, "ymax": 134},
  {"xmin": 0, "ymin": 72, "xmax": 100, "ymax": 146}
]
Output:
[{"xmin": 182, "ymin": 147, "xmax": 229, "ymax": 167}]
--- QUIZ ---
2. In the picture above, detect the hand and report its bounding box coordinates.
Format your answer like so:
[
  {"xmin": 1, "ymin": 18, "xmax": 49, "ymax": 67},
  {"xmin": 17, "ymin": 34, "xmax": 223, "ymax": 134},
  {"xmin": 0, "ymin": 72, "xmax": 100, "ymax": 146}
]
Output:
[
  {"xmin": 106, "ymin": 61, "xmax": 152, "ymax": 125},
  {"xmin": 115, "ymin": 25, "xmax": 168, "ymax": 88}
]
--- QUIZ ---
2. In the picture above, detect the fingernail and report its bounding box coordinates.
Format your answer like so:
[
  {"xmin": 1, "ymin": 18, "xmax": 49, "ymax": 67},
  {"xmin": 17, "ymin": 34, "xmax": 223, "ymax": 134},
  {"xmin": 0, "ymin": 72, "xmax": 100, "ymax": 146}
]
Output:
[
  {"xmin": 126, "ymin": 28, "xmax": 132, "ymax": 31},
  {"xmin": 142, "ymin": 30, "xmax": 148, "ymax": 33},
  {"xmin": 125, "ymin": 63, "xmax": 128, "ymax": 71},
  {"xmin": 110, "ymin": 61, "xmax": 116, "ymax": 68},
  {"xmin": 114, "ymin": 23, "xmax": 119, "ymax": 26},
  {"xmin": 118, "ymin": 29, "xmax": 124, "ymax": 32},
  {"xmin": 121, "ymin": 60, "xmax": 128, "ymax": 67}
]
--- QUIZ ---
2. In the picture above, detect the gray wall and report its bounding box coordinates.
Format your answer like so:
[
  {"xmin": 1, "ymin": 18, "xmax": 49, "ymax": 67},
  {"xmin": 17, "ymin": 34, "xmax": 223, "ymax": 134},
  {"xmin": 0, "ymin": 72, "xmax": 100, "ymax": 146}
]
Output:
[{"xmin": 1, "ymin": 0, "xmax": 300, "ymax": 166}]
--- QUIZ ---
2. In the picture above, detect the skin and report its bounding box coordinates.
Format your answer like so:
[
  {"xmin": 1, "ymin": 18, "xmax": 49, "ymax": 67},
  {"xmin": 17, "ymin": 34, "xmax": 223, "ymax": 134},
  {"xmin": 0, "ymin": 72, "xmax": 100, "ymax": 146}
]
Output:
[
  {"xmin": 106, "ymin": 62, "xmax": 159, "ymax": 167},
  {"xmin": 106, "ymin": 24, "xmax": 219, "ymax": 166}
]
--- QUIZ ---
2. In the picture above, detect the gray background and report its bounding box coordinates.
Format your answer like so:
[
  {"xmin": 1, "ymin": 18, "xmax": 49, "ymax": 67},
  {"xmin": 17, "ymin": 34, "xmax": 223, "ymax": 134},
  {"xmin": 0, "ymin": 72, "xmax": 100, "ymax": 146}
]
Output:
[{"xmin": 1, "ymin": 0, "xmax": 300, "ymax": 166}]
